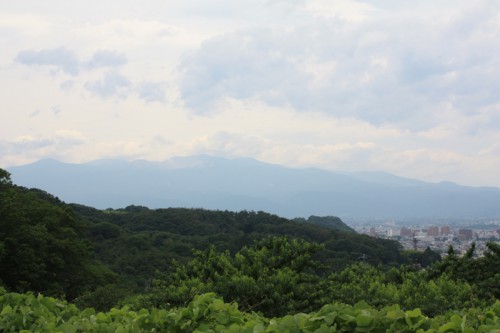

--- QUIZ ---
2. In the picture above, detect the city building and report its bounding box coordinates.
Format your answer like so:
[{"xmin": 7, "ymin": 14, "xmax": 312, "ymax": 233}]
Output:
[
  {"xmin": 400, "ymin": 227, "xmax": 412, "ymax": 237},
  {"xmin": 427, "ymin": 226, "xmax": 439, "ymax": 237},
  {"xmin": 458, "ymin": 229, "xmax": 473, "ymax": 240},
  {"xmin": 440, "ymin": 225, "xmax": 451, "ymax": 236}
]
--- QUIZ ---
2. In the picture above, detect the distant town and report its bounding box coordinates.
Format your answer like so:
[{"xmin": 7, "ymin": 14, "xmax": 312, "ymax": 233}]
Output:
[{"xmin": 354, "ymin": 219, "xmax": 500, "ymax": 257}]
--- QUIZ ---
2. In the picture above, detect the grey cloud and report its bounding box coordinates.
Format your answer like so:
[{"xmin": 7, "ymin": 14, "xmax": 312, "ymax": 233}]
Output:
[
  {"xmin": 15, "ymin": 48, "xmax": 128, "ymax": 75},
  {"xmin": 15, "ymin": 47, "xmax": 80, "ymax": 75},
  {"xmin": 15, "ymin": 47, "xmax": 134, "ymax": 100},
  {"xmin": 180, "ymin": 29, "xmax": 309, "ymax": 113},
  {"xmin": 86, "ymin": 50, "xmax": 127, "ymax": 69},
  {"xmin": 85, "ymin": 71, "xmax": 131, "ymax": 98},
  {"xmin": 137, "ymin": 81, "xmax": 167, "ymax": 103},
  {"xmin": 86, "ymin": 75, "xmax": 167, "ymax": 102},
  {"xmin": 179, "ymin": 26, "xmax": 414, "ymax": 121},
  {"xmin": 178, "ymin": 4, "xmax": 500, "ymax": 131}
]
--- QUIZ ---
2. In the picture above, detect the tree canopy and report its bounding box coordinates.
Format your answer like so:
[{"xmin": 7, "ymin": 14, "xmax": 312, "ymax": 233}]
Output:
[{"xmin": 0, "ymin": 171, "xmax": 115, "ymax": 300}]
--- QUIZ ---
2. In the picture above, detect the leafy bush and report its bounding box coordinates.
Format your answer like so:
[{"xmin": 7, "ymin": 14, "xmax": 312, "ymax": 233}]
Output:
[{"xmin": 1, "ymin": 288, "xmax": 499, "ymax": 332}]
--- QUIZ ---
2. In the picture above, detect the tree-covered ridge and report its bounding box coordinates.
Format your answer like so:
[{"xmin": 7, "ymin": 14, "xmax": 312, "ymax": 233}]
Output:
[{"xmin": 72, "ymin": 204, "xmax": 405, "ymax": 284}]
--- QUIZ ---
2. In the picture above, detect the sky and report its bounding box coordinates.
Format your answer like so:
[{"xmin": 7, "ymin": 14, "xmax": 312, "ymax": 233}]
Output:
[{"xmin": 1, "ymin": 0, "xmax": 500, "ymax": 187}]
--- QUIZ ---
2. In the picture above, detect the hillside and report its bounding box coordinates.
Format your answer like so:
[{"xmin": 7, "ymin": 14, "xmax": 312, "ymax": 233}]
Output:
[{"xmin": 71, "ymin": 204, "xmax": 403, "ymax": 289}]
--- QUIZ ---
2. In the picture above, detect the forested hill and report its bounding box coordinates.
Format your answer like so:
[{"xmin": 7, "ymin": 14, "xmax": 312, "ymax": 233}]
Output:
[{"xmin": 71, "ymin": 204, "xmax": 402, "ymax": 282}]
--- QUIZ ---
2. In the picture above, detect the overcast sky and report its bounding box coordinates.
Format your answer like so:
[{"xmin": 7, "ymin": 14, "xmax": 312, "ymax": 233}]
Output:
[{"xmin": 1, "ymin": 0, "xmax": 500, "ymax": 187}]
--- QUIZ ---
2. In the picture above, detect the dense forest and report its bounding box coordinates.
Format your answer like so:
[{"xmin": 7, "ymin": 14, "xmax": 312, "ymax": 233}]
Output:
[{"xmin": 1, "ymin": 168, "xmax": 499, "ymax": 332}]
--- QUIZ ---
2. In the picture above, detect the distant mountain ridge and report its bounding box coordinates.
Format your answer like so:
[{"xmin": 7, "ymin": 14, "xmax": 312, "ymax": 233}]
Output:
[{"xmin": 7, "ymin": 155, "xmax": 500, "ymax": 219}]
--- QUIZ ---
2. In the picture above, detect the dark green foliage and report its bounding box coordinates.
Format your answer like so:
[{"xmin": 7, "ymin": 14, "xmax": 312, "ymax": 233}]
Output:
[
  {"xmin": 402, "ymin": 247, "xmax": 442, "ymax": 268},
  {"xmin": 89, "ymin": 222, "xmax": 122, "ymax": 239},
  {"xmin": 331, "ymin": 261, "xmax": 482, "ymax": 317},
  {"xmin": 71, "ymin": 204, "xmax": 406, "ymax": 294},
  {"xmin": 0, "ymin": 172, "xmax": 115, "ymax": 300},
  {"xmin": 293, "ymin": 215, "xmax": 356, "ymax": 233},
  {"xmin": 143, "ymin": 236, "xmax": 325, "ymax": 317},
  {"xmin": 142, "ymin": 240, "xmax": 484, "ymax": 317},
  {"xmin": 0, "ymin": 169, "xmax": 12, "ymax": 186},
  {"xmin": 73, "ymin": 282, "xmax": 136, "ymax": 312},
  {"xmin": 428, "ymin": 241, "xmax": 500, "ymax": 301}
]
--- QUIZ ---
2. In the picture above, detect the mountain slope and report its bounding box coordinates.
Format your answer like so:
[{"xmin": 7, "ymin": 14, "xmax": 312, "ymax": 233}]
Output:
[{"xmin": 8, "ymin": 155, "xmax": 500, "ymax": 219}]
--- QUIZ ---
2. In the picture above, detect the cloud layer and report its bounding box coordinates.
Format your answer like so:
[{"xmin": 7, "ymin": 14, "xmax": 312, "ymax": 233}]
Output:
[
  {"xmin": 1, "ymin": 0, "xmax": 499, "ymax": 187},
  {"xmin": 178, "ymin": 2, "xmax": 500, "ymax": 132}
]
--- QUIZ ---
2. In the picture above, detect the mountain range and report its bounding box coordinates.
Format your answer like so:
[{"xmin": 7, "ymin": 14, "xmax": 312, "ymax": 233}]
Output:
[{"xmin": 7, "ymin": 155, "xmax": 500, "ymax": 220}]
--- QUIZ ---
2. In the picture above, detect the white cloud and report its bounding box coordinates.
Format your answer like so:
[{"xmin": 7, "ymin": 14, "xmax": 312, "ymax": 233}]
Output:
[
  {"xmin": 175, "ymin": 131, "xmax": 268, "ymax": 158},
  {"xmin": 305, "ymin": 0, "xmax": 378, "ymax": 21},
  {"xmin": 0, "ymin": 12, "xmax": 52, "ymax": 36},
  {"xmin": 71, "ymin": 19, "xmax": 187, "ymax": 51}
]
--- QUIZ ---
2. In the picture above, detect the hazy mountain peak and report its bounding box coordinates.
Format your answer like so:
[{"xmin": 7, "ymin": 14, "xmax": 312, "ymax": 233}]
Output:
[{"xmin": 7, "ymin": 156, "xmax": 500, "ymax": 220}]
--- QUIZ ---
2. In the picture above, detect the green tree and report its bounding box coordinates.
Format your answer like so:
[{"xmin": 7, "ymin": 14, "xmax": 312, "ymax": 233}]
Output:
[
  {"xmin": 399, "ymin": 273, "xmax": 475, "ymax": 316},
  {"xmin": 402, "ymin": 247, "xmax": 441, "ymax": 268},
  {"xmin": 142, "ymin": 236, "xmax": 325, "ymax": 317},
  {"xmin": 0, "ymin": 168, "xmax": 12, "ymax": 186},
  {"xmin": 0, "ymin": 179, "xmax": 115, "ymax": 300},
  {"xmin": 427, "ymin": 241, "xmax": 499, "ymax": 301}
]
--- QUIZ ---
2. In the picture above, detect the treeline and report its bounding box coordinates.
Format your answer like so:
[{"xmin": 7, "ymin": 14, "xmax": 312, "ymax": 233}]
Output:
[{"xmin": 1, "ymin": 167, "xmax": 499, "ymax": 323}]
